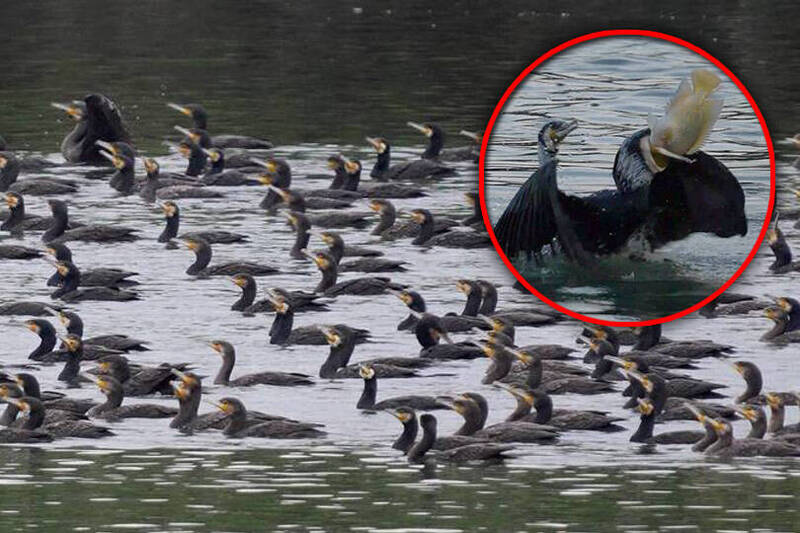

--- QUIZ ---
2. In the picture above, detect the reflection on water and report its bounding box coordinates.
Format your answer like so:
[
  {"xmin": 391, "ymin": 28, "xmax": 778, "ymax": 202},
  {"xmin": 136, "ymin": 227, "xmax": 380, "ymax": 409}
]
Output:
[
  {"xmin": 0, "ymin": 446, "xmax": 798, "ymax": 532},
  {"xmin": 1, "ymin": 1, "xmax": 800, "ymax": 531},
  {"xmin": 484, "ymin": 38, "xmax": 770, "ymax": 320}
]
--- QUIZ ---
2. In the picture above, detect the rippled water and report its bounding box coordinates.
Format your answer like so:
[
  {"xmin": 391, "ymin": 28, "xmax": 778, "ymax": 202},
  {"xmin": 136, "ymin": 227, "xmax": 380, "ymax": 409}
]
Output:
[
  {"xmin": 484, "ymin": 37, "xmax": 771, "ymax": 320},
  {"xmin": 2, "ymin": 2, "xmax": 800, "ymax": 531}
]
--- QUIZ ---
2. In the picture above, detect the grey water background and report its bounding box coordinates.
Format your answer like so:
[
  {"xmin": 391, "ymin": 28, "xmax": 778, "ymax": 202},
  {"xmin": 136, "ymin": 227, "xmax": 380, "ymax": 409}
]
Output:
[
  {"xmin": 484, "ymin": 38, "xmax": 770, "ymax": 319},
  {"xmin": 0, "ymin": 1, "xmax": 800, "ymax": 531}
]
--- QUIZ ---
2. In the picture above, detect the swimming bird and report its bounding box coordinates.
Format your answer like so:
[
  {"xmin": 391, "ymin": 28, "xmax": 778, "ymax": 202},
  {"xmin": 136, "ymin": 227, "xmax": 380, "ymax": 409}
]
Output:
[
  {"xmin": 52, "ymin": 94, "xmax": 132, "ymax": 164},
  {"xmin": 85, "ymin": 375, "xmax": 177, "ymax": 421},
  {"xmin": 356, "ymin": 365, "xmax": 442, "ymax": 411},
  {"xmin": 316, "ymin": 230, "xmax": 405, "ymax": 273},
  {"xmin": 367, "ymin": 137, "xmax": 456, "ymax": 181},
  {"xmin": 305, "ymin": 249, "xmax": 401, "ymax": 296},
  {"xmin": 98, "ymin": 148, "xmax": 135, "ymax": 194},
  {"xmin": 50, "ymin": 261, "xmax": 139, "ymax": 302},
  {"xmin": 45, "ymin": 243, "xmax": 138, "ymax": 288},
  {"xmin": 407, "ymin": 413, "xmax": 513, "ymax": 463},
  {"xmin": 24, "ymin": 318, "xmax": 123, "ymax": 362},
  {"xmin": 96, "ymin": 355, "xmax": 191, "ymax": 397},
  {"xmin": 209, "ymin": 340, "xmax": 314, "ymax": 387},
  {"xmin": 230, "ymin": 275, "xmax": 327, "ymax": 313},
  {"xmin": 408, "ymin": 209, "xmax": 491, "ymax": 248},
  {"xmin": 498, "ymin": 385, "xmax": 625, "ymax": 431},
  {"xmin": 3, "ymin": 396, "xmax": 112, "ymax": 439},
  {"xmin": 317, "ymin": 326, "xmax": 417, "ymax": 379},
  {"xmin": 43, "ymin": 199, "xmax": 138, "ymax": 243},
  {"xmin": 56, "ymin": 310, "xmax": 148, "ymax": 352},
  {"xmin": 1, "ymin": 192, "xmax": 54, "ymax": 233},
  {"xmin": 704, "ymin": 418, "xmax": 800, "ymax": 457},
  {"xmin": 158, "ymin": 201, "xmax": 247, "ymax": 245},
  {"xmin": 201, "ymin": 148, "xmax": 259, "ymax": 186},
  {"xmin": 167, "ymin": 102, "xmax": 273, "ymax": 149},
  {"xmin": 213, "ymin": 397, "xmax": 326, "ymax": 439},
  {"xmin": 181, "ymin": 237, "xmax": 279, "ymax": 277},
  {"xmin": 0, "ymin": 152, "xmax": 77, "ymax": 195}
]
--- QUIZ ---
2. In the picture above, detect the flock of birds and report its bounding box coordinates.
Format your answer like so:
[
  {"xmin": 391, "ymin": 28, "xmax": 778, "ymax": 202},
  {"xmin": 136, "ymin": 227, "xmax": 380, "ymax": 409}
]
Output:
[{"xmin": 0, "ymin": 91, "xmax": 798, "ymax": 465}]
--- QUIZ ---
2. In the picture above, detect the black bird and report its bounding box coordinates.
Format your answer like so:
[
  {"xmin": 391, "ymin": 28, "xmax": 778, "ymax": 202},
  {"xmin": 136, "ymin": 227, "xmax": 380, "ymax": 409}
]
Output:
[
  {"xmin": 366, "ymin": 137, "xmax": 456, "ymax": 181},
  {"xmin": 182, "ymin": 237, "xmax": 279, "ymax": 277},
  {"xmin": 98, "ymin": 148, "xmax": 135, "ymax": 194},
  {"xmin": 57, "ymin": 310, "xmax": 148, "ymax": 352},
  {"xmin": 254, "ymin": 158, "xmax": 292, "ymax": 210},
  {"xmin": 705, "ymin": 418, "xmax": 800, "ymax": 457},
  {"xmin": 209, "ymin": 340, "xmax": 314, "ymax": 387},
  {"xmin": 388, "ymin": 407, "xmax": 419, "ymax": 453},
  {"xmin": 408, "ymin": 209, "xmax": 490, "ymax": 248},
  {"xmin": 761, "ymin": 299, "xmax": 800, "ymax": 342},
  {"xmin": 201, "ymin": 148, "xmax": 259, "ymax": 186},
  {"xmin": 284, "ymin": 211, "xmax": 311, "ymax": 260},
  {"xmin": 265, "ymin": 290, "xmax": 364, "ymax": 345},
  {"xmin": 413, "ymin": 313, "xmax": 484, "ymax": 360},
  {"xmin": 138, "ymin": 156, "xmax": 207, "ymax": 201},
  {"xmin": 96, "ymin": 355, "xmax": 190, "ymax": 397},
  {"xmin": 168, "ymin": 103, "xmax": 273, "ymax": 149},
  {"xmin": 56, "ymin": 334, "xmax": 84, "ymax": 387},
  {"xmin": 230, "ymin": 274, "xmax": 327, "ymax": 313},
  {"xmin": 367, "ymin": 198, "xmax": 459, "ymax": 240},
  {"xmin": 86, "ymin": 375, "xmax": 177, "ymax": 421},
  {"xmin": 627, "ymin": 370, "xmax": 705, "ymax": 444},
  {"xmin": 2, "ymin": 192, "xmax": 54, "ymax": 233},
  {"xmin": 387, "ymin": 288, "xmax": 485, "ymax": 333},
  {"xmin": 213, "ymin": 397, "xmax": 326, "ymax": 439},
  {"xmin": 305, "ymin": 249, "xmax": 401, "ymax": 296},
  {"xmin": 498, "ymin": 385, "xmax": 625, "ymax": 431},
  {"xmin": 730, "ymin": 361, "xmax": 763, "ymax": 403},
  {"xmin": 0, "ymin": 301, "xmax": 61, "ymax": 316},
  {"xmin": 158, "ymin": 201, "xmax": 246, "ymax": 245},
  {"xmin": 766, "ymin": 218, "xmax": 800, "ymax": 273},
  {"xmin": 50, "ymin": 261, "xmax": 139, "ymax": 302},
  {"xmin": 45, "ymin": 243, "xmax": 138, "ymax": 288},
  {"xmin": 2, "ymin": 396, "xmax": 111, "ymax": 440},
  {"xmin": 317, "ymin": 326, "xmax": 416, "ymax": 379},
  {"xmin": 43, "ymin": 199, "xmax": 138, "ymax": 243},
  {"xmin": 0, "ymin": 152, "xmax": 77, "ymax": 195},
  {"xmin": 0, "ymin": 244, "xmax": 41, "ymax": 260},
  {"xmin": 267, "ymin": 185, "xmax": 369, "ymax": 227},
  {"xmin": 317, "ymin": 230, "xmax": 405, "ymax": 273},
  {"xmin": 173, "ymin": 126, "xmax": 210, "ymax": 176},
  {"xmin": 407, "ymin": 414, "xmax": 513, "ymax": 464},
  {"xmin": 51, "ymin": 94, "xmax": 132, "ymax": 164},
  {"xmin": 493, "ymin": 104, "xmax": 746, "ymax": 264},
  {"xmin": 24, "ymin": 317, "xmax": 122, "ymax": 362},
  {"xmin": 356, "ymin": 364, "xmax": 442, "ymax": 411}
]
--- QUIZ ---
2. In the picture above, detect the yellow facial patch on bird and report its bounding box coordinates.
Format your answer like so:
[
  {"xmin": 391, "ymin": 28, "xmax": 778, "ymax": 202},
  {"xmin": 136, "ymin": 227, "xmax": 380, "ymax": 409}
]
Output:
[
  {"xmin": 766, "ymin": 393, "xmax": 781, "ymax": 407},
  {"xmin": 392, "ymin": 409, "xmax": 412, "ymax": 423},
  {"xmin": 63, "ymin": 337, "xmax": 80, "ymax": 351},
  {"xmin": 344, "ymin": 160, "xmax": 359, "ymax": 174},
  {"xmin": 368, "ymin": 200, "xmax": 384, "ymax": 212},
  {"xmin": 98, "ymin": 361, "xmax": 110, "ymax": 372},
  {"xmin": 455, "ymin": 280, "xmax": 471, "ymax": 294},
  {"xmin": 207, "ymin": 150, "xmax": 221, "ymax": 162},
  {"xmin": 636, "ymin": 399, "xmax": 654, "ymax": 415},
  {"xmin": 738, "ymin": 406, "xmax": 757, "ymax": 422},
  {"xmin": 320, "ymin": 233, "xmax": 334, "ymax": 245},
  {"xmin": 411, "ymin": 211, "xmax": 425, "ymax": 223},
  {"xmin": 312, "ymin": 253, "xmax": 330, "ymax": 269},
  {"xmin": 776, "ymin": 298, "xmax": 792, "ymax": 312},
  {"xmin": 143, "ymin": 158, "xmax": 158, "ymax": 174},
  {"xmin": 359, "ymin": 365, "xmax": 375, "ymax": 380},
  {"xmin": 174, "ymin": 383, "xmax": 189, "ymax": 400},
  {"xmin": 0, "ymin": 385, "xmax": 10, "ymax": 398},
  {"xmin": 209, "ymin": 341, "xmax": 223, "ymax": 354},
  {"xmin": 161, "ymin": 202, "xmax": 177, "ymax": 217},
  {"xmin": 766, "ymin": 228, "xmax": 779, "ymax": 244},
  {"xmin": 56, "ymin": 263, "xmax": 70, "ymax": 276},
  {"xmin": 399, "ymin": 291, "xmax": 413, "ymax": 305},
  {"xmin": 266, "ymin": 160, "xmax": 277, "ymax": 173},
  {"xmin": 4, "ymin": 193, "xmax": 17, "ymax": 207},
  {"xmin": 25, "ymin": 320, "xmax": 39, "ymax": 333},
  {"xmin": 217, "ymin": 400, "xmax": 233, "ymax": 414},
  {"xmin": 231, "ymin": 275, "xmax": 247, "ymax": 288},
  {"xmin": 183, "ymin": 239, "xmax": 199, "ymax": 251},
  {"xmin": 326, "ymin": 158, "xmax": 340, "ymax": 169}
]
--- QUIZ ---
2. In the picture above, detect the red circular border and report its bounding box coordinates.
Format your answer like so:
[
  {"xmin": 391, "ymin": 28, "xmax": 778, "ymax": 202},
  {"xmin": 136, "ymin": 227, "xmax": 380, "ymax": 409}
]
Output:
[{"xmin": 478, "ymin": 29, "xmax": 776, "ymax": 327}]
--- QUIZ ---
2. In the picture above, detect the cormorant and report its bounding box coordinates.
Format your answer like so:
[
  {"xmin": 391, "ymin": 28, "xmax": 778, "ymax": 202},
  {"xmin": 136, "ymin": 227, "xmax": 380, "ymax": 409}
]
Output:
[
  {"xmin": 43, "ymin": 199, "xmax": 139, "ymax": 243},
  {"xmin": 705, "ymin": 419, "xmax": 800, "ymax": 457},
  {"xmin": 407, "ymin": 414, "xmax": 513, "ymax": 464},
  {"xmin": 0, "ymin": 152, "xmax": 77, "ymax": 195},
  {"xmin": 317, "ymin": 230, "xmax": 405, "ymax": 273},
  {"xmin": 412, "ymin": 312, "xmax": 483, "ymax": 360},
  {"xmin": 57, "ymin": 310, "xmax": 148, "ymax": 352},
  {"xmin": 158, "ymin": 201, "xmax": 247, "ymax": 245},
  {"xmin": 98, "ymin": 149, "xmax": 135, "ymax": 194},
  {"xmin": 181, "ymin": 237, "xmax": 279, "ymax": 276},
  {"xmin": 254, "ymin": 158, "xmax": 292, "ymax": 210},
  {"xmin": 167, "ymin": 103, "xmax": 273, "ymax": 149},
  {"xmin": 317, "ymin": 326, "xmax": 416, "ymax": 379},
  {"xmin": 0, "ymin": 244, "xmax": 41, "ymax": 260},
  {"xmin": 213, "ymin": 397, "xmax": 326, "ymax": 439},
  {"xmin": 96, "ymin": 355, "xmax": 191, "ymax": 397},
  {"xmin": 201, "ymin": 148, "xmax": 259, "ymax": 186},
  {"xmin": 265, "ymin": 290, "xmax": 367, "ymax": 345},
  {"xmin": 50, "ymin": 261, "xmax": 139, "ymax": 302},
  {"xmin": 761, "ymin": 300, "xmax": 800, "ymax": 342},
  {"xmin": 408, "ymin": 209, "xmax": 490, "ymax": 248},
  {"xmin": 86, "ymin": 375, "xmax": 177, "ymax": 421},
  {"xmin": 356, "ymin": 365, "xmax": 443, "ymax": 411},
  {"xmin": 45, "ymin": 243, "xmax": 138, "ymax": 288},
  {"xmin": 231, "ymin": 274, "xmax": 327, "ymax": 313},
  {"xmin": 24, "ymin": 317, "xmax": 122, "ymax": 362},
  {"xmin": 209, "ymin": 340, "xmax": 314, "ymax": 387},
  {"xmin": 366, "ymin": 137, "xmax": 456, "ymax": 181},
  {"xmin": 52, "ymin": 94, "xmax": 132, "ymax": 164},
  {"xmin": 493, "ymin": 72, "xmax": 746, "ymax": 263},
  {"xmin": 305, "ymin": 249, "xmax": 401, "ymax": 296},
  {"xmin": 498, "ymin": 385, "xmax": 625, "ymax": 431},
  {"xmin": 2, "ymin": 192, "xmax": 54, "ymax": 233}
]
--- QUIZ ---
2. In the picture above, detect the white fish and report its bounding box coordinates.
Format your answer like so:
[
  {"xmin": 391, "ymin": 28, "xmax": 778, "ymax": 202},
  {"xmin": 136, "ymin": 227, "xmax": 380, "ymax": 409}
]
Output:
[{"xmin": 647, "ymin": 69, "xmax": 724, "ymax": 166}]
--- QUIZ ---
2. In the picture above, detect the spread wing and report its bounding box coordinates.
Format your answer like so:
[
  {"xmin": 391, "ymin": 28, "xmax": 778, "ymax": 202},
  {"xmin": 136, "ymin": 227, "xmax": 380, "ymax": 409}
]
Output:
[{"xmin": 647, "ymin": 151, "xmax": 746, "ymax": 248}]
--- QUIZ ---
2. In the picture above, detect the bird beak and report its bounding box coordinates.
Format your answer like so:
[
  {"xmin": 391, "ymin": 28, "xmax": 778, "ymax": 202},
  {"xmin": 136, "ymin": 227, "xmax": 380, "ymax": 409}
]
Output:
[
  {"xmin": 459, "ymin": 130, "xmax": 481, "ymax": 142},
  {"xmin": 167, "ymin": 103, "xmax": 192, "ymax": 116},
  {"xmin": 407, "ymin": 122, "xmax": 432, "ymax": 137}
]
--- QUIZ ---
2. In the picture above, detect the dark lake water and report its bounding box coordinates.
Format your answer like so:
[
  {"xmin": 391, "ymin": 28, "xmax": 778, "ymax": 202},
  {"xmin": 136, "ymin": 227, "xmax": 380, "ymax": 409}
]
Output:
[{"xmin": 1, "ymin": 1, "xmax": 800, "ymax": 531}]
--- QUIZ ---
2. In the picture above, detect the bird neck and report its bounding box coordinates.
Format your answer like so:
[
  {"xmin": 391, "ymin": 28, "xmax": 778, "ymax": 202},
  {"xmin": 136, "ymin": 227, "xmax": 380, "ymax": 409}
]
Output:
[
  {"xmin": 65, "ymin": 317, "xmax": 83, "ymax": 337},
  {"xmin": 3, "ymin": 203, "xmax": 24, "ymax": 229},
  {"xmin": 591, "ymin": 357, "xmax": 614, "ymax": 379},
  {"xmin": 104, "ymin": 387, "xmax": 124, "ymax": 409},
  {"xmin": 53, "ymin": 268, "xmax": 80, "ymax": 297},
  {"xmin": 329, "ymin": 167, "xmax": 346, "ymax": 189},
  {"xmin": 44, "ymin": 209, "xmax": 69, "ymax": 242},
  {"xmin": 748, "ymin": 414, "xmax": 767, "ymax": 439},
  {"xmin": 356, "ymin": 376, "xmax": 377, "ymax": 409},
  {"xmin": 343, "ymin": 172, "xmax": 360, "ymax": 192},
  {"xmin": 269, "ymin": 311, "xmax": 294, "ymax": 344},
  {"xmin": 371, "ymin": 150, "xmax": 391, "ymax": 177},
  {"xmin": 408, "ymin": 420, "xmax": 436, "ymax": 463},
  {"xmin": 769, "ymin": 236, "xmax": 792, "ymax": 268},
  {"xmin": 461, "ymin": 291, "xmax": 481, "ymax": 316},
  {"xmin": 455, "ymin": 405, "xmax": 483, "ymax": 436},
  {"xmin": 320, "ymin": 336, "xmax": 355, "ymax": 378},
  {"xmin": 224, "ymin": 407, "xmax": 248, "ymax": 436},
  {"xmin": 32, "ymin": 327, "xmax": 57, "ymax": 358},
  {"xmin": 0, "ymin": 158, "xmax": 20, "ymax": 189},
  {"xmin": 507, "ymin": 398, "xmax": 532, "ymax": 422},
  {"xmin": 767, "ymin": 404, "xmax": 785, "ymax": 433},
  {"xmin": 630, "ymin": 413, "xmax": 655, "ymax": 442},
  {"xmin": 393, "ymin": 418, "xmax": 418, "ymax": 453},
  {"xmin": 525, "ymin": 359, "xmax": 543, "ymax": 389},
  {"xmin": 533, "ymin": 396, "xmax": 553, "ymax": 423},
  {"xmin": 737, "ymin": 371, "xmax": 762, "ymax": 403},
  {"xmin": 207, "ymin": 156, "xmax": 224, "ymax": 175},
  {"xmin": 160, "ymin": 215, "xmax": 179, "ymax": 242},
  {"xmin": 412, "ymin": 216, "xmax": 434, "ymax": 245},
  {"xmin": 185, "ymin": 146, "xmax": 207, "ymax": 177},
  {"xmin": 633, "ymin": 325, "xmax": 661, "ymax": 350},
  {"xmin": 22, "ymin": 404, "xmax": 45, "ymax": 430},
  {"xmin": 214, "ymin": 352, "xmax": 235, "ymax": 385},
  {"xmin": 423, "ymin": 132, "xmax": 444, "ymax": 159},
  {"xmin": 692, "ymin": 422, "xmax": 718, "ymax": 452},
  {"xmin": 316, "ymin": 264, "xmax": 338, "ymax": 293},
  {"xmin": 171, "ymin": 385, "xmax": 201, "ymax": 429},
  {"xmin": 478, "ymin": 288, "xmax": 497, "ymax": 315},
  {"xmin": 188, "ymin": 246, "xmax": 212, "ymax": 274},
  {"xmin": 0, "ymin": 404, "xmax": 19, "ymax": 426},
  {"xmin": 58, "ymin": 352, "xmax": 82, "ymax": 383},
  {"xmin": 327, "ymin": 241, "xmax": 344, "ymax": 264},
  {"xmin": 234, "ymin": 282, "xmax": 256, "ymax": 309},
  {"xmin": 372, "ymin": 208, "xmax": 395, "ymax": 235},
  {"xmin": 110, "ymin": 165, "xmax": 134, "ymax": 193},
  {"xmin": 292, "ymin": 229, "xmax": 310, "ymax": 256}
]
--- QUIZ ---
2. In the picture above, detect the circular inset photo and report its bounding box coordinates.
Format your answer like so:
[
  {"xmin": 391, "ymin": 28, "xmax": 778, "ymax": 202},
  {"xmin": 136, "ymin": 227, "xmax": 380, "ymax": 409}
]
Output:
[{"xmin": 481, "ymin": 32, "xmax": 773, "ymax": 324}]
